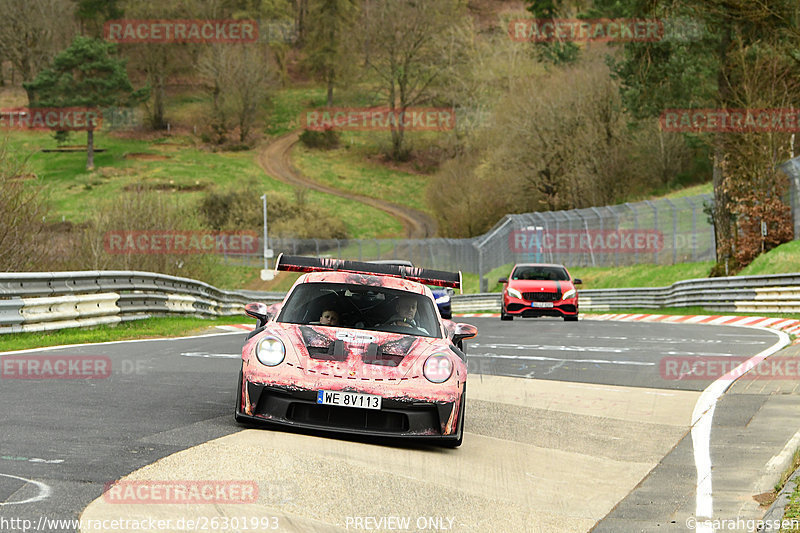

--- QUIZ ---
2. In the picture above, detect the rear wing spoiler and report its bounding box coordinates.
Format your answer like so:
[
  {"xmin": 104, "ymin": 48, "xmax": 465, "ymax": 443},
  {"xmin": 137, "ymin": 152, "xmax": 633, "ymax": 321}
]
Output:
[{"xmin": 275, "ymin": 254, "xmax": 462, "ymax": 290}]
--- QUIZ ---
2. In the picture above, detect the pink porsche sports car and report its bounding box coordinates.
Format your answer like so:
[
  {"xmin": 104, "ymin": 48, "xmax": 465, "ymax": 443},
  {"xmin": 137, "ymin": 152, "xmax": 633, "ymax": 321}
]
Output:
[
  {"xmin": 235, "ymin": 255, "xmax": 477, "ymax": 447},
  {"xmin": 499, "ymin": 263, "xmax": 582, "ymax": 321}
]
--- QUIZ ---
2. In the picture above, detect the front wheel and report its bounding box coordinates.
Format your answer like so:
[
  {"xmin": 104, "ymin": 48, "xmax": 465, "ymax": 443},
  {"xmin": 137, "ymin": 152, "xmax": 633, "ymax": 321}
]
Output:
[
  {"xmin": 500, "ymin": 306, "xmax": 513, "ymax": 321},
  {"xmin": 564, "ymin": 315, "xmax": 579, "ymax": 322}
]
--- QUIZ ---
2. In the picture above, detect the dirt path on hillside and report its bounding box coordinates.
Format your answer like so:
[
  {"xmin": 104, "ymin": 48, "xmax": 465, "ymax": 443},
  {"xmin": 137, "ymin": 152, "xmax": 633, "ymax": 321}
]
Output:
[{"xmin": 255, "ymin": 132, "xmax": 438, "ymax": 238}]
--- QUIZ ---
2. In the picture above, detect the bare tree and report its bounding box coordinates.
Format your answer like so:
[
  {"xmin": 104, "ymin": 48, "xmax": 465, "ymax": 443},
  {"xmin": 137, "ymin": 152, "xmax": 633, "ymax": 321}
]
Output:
[
  {"xmin": 0, "ymin": 139, "xmax": 48, "ymax": 271},
  {"xmin": 359, "ymin": 0, "xmax": 471, "ymax": 160},
  {"xmin": 304, "ymin": 0, "xmax": 359, "ymax": 106},
  {"xmin": 0, "ymin": 0, "xmax": 76, "ymax": 103},
  {"xmin": 118, "ymin": 0, "xmax": 199, "ymax": 129},
  {"xmin": 199, "ymin": 44, "xmax": 274, "ymax": 144}
]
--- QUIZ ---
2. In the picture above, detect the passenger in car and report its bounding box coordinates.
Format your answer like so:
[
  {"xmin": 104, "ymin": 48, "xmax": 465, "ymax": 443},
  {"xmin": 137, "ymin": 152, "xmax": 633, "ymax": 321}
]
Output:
[{"xmin": 319, "ymin": 308, "xmax": 340, "ymax": 326}]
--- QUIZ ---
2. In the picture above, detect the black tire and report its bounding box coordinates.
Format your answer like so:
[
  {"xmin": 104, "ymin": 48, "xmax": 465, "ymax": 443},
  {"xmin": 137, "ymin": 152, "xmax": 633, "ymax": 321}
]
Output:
[
  {"xmin": 564, "ymin": 315, "xmax": 579, "ymax": 322},
  {"xmin": 234, "ymin": 367, "xmax": 245, "ymax": 423},
  {"xmin": 500, "ymin": 307, "xmax": 513, "ymax": 321},
  {"xmin": 442, "ymin": 387, "xmax": 466, "ymax": 448}
]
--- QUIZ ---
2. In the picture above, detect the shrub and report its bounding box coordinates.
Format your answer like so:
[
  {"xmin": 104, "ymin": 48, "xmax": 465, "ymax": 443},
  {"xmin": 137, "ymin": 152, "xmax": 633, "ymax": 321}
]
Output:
[
  {"xmin": 0, "ymin": 140, "xmax": 48, "ymax": 271},
  {"xmin": 299, "ymin": 128, "xmax": 340, "ymax": 149}
]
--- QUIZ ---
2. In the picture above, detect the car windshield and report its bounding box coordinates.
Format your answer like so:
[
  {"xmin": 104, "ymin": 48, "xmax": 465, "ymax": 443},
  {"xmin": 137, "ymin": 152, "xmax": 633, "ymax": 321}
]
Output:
[
  {"xmin": 276, "ymin": 282, "xmax": 441, "ymax": 338},
  {"xmin": 511, "ymin": 266, "xmax": 570, "ymax": 281}
]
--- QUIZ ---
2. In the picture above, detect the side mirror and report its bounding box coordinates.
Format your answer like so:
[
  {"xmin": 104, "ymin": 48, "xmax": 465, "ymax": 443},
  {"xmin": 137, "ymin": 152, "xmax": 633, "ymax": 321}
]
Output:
[
  {"xmin": 453, "ymin": 323, "xmax": 477, "ymax": 343},
  {"xmin": 498, "ymin": 277, "xmax": 508, "ymax": 284},
  {"xmin": 573, "ymin": 279, "xmax": 582, "ymax": 285},
  {"xmin": 244, "ymin": 302, "xmax": 269, "ymax": 328}
]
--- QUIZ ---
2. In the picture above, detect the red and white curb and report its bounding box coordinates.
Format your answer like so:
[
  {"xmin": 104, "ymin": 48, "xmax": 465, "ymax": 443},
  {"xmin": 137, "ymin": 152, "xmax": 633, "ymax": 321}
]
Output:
[
  {"xmin": 217, "ymin": 324, "xmax": 255, "ymax": 332},
  {"xmin": 588, "ymin": 312, "xmax": 800, "ymax": 341}
]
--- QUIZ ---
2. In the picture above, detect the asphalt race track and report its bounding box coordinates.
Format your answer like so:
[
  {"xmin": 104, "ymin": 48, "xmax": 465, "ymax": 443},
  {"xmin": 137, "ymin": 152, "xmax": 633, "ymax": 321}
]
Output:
[{"xmin": 0, "ymin": 318, "xmax": 792, "ymax": 533}]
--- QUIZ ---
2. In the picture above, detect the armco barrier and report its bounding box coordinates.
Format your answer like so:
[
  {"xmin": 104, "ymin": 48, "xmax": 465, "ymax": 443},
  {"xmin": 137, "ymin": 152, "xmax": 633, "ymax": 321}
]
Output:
[
  {"xmin": 3, "ymin": 271, "xmax": 799, "ymax": 334},
  {"xmin": 451, "ymin": 273, "xmax": 800, "ymax": 314},
  {"xmin": 0, "ymin": 271, "xmax": 283, "ymax": 335}
]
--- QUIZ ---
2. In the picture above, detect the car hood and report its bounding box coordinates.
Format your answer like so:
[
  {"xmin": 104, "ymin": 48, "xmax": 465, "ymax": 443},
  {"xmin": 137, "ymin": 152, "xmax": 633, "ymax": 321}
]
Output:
[
  {"xmin": 263, "ymin": 323, "xmax": 448, "ymax": 381},
  {"xmin": 508, "ymin": 279, "xmax": 572, "ymax": 292}
]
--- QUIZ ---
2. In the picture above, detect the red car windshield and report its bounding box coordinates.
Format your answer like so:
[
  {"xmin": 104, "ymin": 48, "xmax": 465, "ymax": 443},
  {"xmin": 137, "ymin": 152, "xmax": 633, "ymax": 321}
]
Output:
[{"xmin": 511, "ymin": 266, "xmax": 570, "ymax": 281}]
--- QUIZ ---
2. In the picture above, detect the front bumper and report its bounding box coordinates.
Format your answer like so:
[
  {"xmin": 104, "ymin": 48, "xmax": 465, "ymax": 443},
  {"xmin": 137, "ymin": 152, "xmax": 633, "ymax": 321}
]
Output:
[
  {"xmin": 238, "ymin": 379, "xmax": 463, "ymax": 440},
  {"xmin": 503, "ymin": 295, "xmax": 578, "ymax": 317}
]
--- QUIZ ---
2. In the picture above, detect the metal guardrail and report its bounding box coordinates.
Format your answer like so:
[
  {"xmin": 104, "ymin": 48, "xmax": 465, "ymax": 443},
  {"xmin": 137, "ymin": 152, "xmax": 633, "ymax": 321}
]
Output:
[
  {"xmin": 0, "ymin": 271, "xmax": 283, "ymax": 334},
  {"xmin": 2, "ymin": 271, "xmax": 798, "ymax": 334},
  {"xmin": 451, "ymin": 273, "xmax": 800, "ymax": 314}
]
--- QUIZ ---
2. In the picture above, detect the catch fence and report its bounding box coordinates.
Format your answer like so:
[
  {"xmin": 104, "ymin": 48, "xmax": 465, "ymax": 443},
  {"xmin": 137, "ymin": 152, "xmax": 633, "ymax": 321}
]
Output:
[{"xmin": 226, "ymin": 193, "xmax": 717, "ymax": 291}]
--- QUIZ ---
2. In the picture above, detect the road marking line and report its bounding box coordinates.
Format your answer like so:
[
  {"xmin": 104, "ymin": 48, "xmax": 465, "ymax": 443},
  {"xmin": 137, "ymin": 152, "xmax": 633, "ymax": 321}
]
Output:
[
  {"xmin": 0, "ymin": 331, "xmax": 246, "ymax": 356},
  {"xmin": 472, "ymin": 353, "xmax": 654, "ymax": 366},
  {"xmin": 181, "ymin": 352, "xmax": 240, "ymax": 359},
  {"xmin": 0, "ymin": 473, "xmax": 51, "ymax": 506},
  {"xmin": 689, "ymin": 326, "xmax": 788, "ymax": 532}
]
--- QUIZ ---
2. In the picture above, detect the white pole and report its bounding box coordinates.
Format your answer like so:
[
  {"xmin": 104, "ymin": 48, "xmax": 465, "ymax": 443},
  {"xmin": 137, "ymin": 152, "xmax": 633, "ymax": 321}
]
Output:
[
  {"xmin": 259, "ymin": 194, "xmax": 275, "ymax": 280},
  {"xmin": 261, "ymin": 194, "xmax": 268, "ymax": 270}
]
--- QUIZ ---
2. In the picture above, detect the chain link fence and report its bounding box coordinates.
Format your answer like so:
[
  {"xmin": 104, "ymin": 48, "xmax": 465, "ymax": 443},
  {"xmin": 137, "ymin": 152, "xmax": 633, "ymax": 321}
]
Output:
[{"xmin": 223, "ymin": 193, "xmax": 718, "ymax": 290}]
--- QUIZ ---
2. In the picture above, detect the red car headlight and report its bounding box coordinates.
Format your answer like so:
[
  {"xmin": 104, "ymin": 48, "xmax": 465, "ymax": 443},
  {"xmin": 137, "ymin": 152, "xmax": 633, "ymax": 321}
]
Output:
[
  {"xmin": 506, "ymin": 287, "xmax": 523, "ymax": 299},
  {"xmin": 423, "ymin": 354, "xmax": 453, "ymax": 383},
  {"xmin": 562, "ymin": 288, "xmax": 577, "ymax": 299}
]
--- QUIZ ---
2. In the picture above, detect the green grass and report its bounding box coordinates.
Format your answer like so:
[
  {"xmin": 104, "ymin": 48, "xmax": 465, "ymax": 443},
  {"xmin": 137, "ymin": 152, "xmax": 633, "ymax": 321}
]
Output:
[
  {"xmin": 780, "ymin": 453, "xmax": 800, "ymax": 532},
  {"xmin": 294, "ymin": 138, "xmax": 432, "ymax": 214},
  {"xmin": 0, "ymin": 315, "xmax": 250, "ymax": 352},
  {"xmin": 569, "ymin": 262, "xmax": 715, "ymax": 289},
  {"xmin": 10, "ymin": 128, "xmax": 401, "ymax": 238},
  {"xmin": 741, "ymin": 240, "xmax": 800, "ymax": 276},
  {"xmin": 474, "ymin": 261, "xmax": 716, "ymax": 292},
  {"xmin": 265, "ymin": 87, "xmax": 328, "ymax": 136},
  {"xmin": 650, "ymin": 182, "xmax": 713, "ymax": 200}
]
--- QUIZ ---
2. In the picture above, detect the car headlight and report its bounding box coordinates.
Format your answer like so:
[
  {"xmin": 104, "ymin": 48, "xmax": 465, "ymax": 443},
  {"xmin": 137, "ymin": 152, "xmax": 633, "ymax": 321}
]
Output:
[
  {"xmin": 435, "ymin": 293, "xmax": 451, "ymax": 304},
  {"xmin": 562, "ymin": 288, "xmax": 576, "ymax": 300},
  {"xmin": 423, "ymin": 354, "xmax": 453, "ymax": 383},
  {"xmin": 255, "ymin": 336, "xmax": 285, "ymax": 366},
  {"xmin": 506, "ymin": 287, "xmax": 523, "ymax": 299}
]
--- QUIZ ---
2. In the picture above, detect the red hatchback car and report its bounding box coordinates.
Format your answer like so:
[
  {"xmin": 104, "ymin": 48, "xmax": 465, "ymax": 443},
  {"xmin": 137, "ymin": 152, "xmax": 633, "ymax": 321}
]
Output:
[{"xmin": 499, "ymin": 263, "xmax": 581, "ymax": 321}]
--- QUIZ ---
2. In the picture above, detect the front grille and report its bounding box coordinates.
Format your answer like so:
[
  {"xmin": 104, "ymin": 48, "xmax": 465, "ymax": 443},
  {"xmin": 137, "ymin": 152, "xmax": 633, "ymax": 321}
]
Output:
[
  {"xmin": 250, "ymin": 384, "xmax": 447, "ymax": 435},
  {"xmin": 522, "ymin": 291, "xmax": 560, "ymax": 302},
  {"xmin": 287, "ymin": 403, "xmax": 410, "ymax": 432}
]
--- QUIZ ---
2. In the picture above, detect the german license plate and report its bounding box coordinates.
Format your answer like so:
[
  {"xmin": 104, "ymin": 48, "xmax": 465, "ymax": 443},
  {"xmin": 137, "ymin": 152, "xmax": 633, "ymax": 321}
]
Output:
[
  {"xmin": 531, "ymin": 302, "xmax": 554, "ymax": 308},
  {"xmin": 316, "ymin": 390, "xmax": 381, "ymax": 410}
]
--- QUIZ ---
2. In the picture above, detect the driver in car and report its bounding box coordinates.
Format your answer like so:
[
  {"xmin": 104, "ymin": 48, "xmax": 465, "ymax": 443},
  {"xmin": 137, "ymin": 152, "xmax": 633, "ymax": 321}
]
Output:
[{"xmin": 384, "ymin": 296, "xmax": 429, "ymax": 334}]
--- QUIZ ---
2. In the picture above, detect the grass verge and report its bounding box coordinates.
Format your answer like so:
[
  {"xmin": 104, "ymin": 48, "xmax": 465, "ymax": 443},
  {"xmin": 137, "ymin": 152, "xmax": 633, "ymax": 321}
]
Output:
[
  {"xmin": 293, "ymin": 136, "xmax": 432, "ymax": 215},
  {"xmin": 0, "ymin": 315, "xmax": 251, "ymax": 352},
  {"xmin": 783, "ymin": 463, "xmax": 800, "ymax": 532}
]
